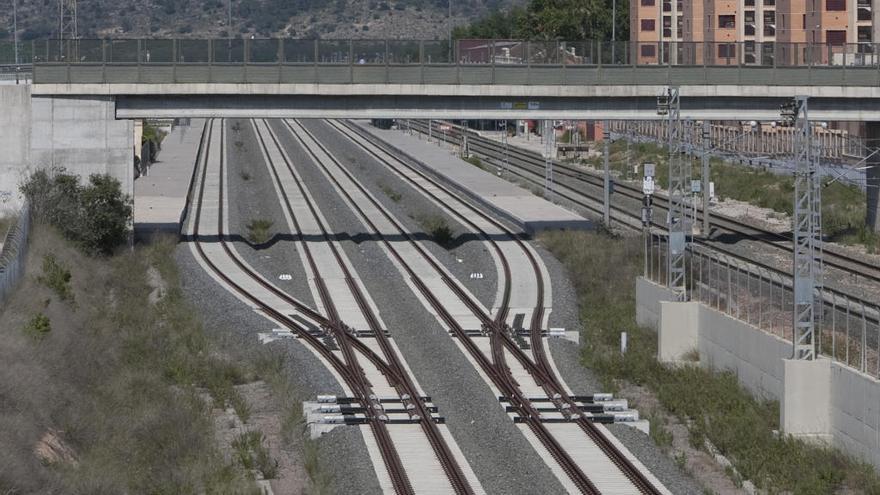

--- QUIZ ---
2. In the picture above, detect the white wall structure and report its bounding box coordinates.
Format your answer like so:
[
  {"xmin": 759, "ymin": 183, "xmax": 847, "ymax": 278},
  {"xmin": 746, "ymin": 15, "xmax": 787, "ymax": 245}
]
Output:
[
  {"xmin": 637, "ymin": 276, "xmax": 880, "ymax": 471},
  {"xmin": 0, "ymin": 85, "xmax": 32, "ymax": 210},
  {"xmin": 0, "ymin": 90, "xmax": 134, "ymax": 207},
  {"xmin": 635, "ymin": 276, "xmax": 677, "ymax": 329},
  {"xmin": 29, "ymin": 96, "xmax": 134, "ymax": 198}
]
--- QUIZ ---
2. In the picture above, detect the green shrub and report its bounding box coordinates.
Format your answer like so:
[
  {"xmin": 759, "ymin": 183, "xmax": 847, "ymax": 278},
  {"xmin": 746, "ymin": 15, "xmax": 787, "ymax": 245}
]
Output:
[
  {"xmin": 21, "ymin": 168, "xmax": 132, "ymax": 256},
  {"xmin": 37, "ymin": 254, "xmax": 73, "ymax": 303},
  {"xmin": 416, "ymin": 213, "xmax": 455, "ymax": 247},
  {"xmin": 466, "ymin": 155, "xmax": 485, "ymax": 170},
  {"xmin": 541, "ymin": 230, "xmax": 880, "ymax": 494},
  {"xmin": 379, "ymin": 183, "xmax": 402, "ymax": 203},
  {"xmin": 22, "ymin": 313, "xmax": 51, "ymax": 340},
  {"xmin": 246, "ymin": 219, "xmax": 273, "ymax": 245}
]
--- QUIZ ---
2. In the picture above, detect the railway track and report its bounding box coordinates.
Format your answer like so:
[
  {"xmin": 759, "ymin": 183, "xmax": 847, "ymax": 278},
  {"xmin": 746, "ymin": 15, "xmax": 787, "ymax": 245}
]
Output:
[
  {"xmin": 283, "ymin": 117, "xmax": 669, "ymax": 494},
  {"xmin": 408, "ymin": 120, "xmax": 880, "ymax": 296},
  {"xmin": 184, "ymin": 118, "xmax": 481, "ymax": 494}
]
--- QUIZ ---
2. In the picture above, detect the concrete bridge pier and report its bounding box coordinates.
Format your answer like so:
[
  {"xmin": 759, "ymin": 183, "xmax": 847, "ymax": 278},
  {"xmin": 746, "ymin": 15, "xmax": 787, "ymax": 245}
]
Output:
[
  {"xmin": 868, "ymin": 122, "xmax": 880, "ymax": 233},
  {"xmin": 0, "ymin": 86, "xmax": 133, "ymax": 209}
]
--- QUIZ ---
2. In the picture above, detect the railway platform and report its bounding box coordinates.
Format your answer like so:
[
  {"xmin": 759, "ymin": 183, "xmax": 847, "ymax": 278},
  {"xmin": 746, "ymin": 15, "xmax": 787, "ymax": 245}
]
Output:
[
  {"xmin": 355, "ymin": 121, "xmax": 592, "ymax": 234},
  {"xmin": 134, "ymin": 119, "xmax": 204, "ymax": 239}
]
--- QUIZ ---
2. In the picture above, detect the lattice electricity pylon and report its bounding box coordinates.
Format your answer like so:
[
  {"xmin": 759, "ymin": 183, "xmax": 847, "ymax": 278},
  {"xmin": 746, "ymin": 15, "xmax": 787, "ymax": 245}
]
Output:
[
  {"xmin": 59, "ymin": 0, "xmax": 78, "ymax": 61},
  {"xmin": 603, "ymin": 119, "xmax": 612, "ymax": 226},
  {"xmin": 657, "ymin": 87, "xmax": 689, "ymax": 301},
  {"xmin": 499, "ymin": 120, "xmax": 510, "ymax": 177},
  {"xmin": 781, "ymin": 96, "xmax": 823, "ymax": 360},
  {"xmin": 544, "ymin": 120, "xmax": 555, "ymax": 200},
  {"xmin": 460, "ymin": 120, "xmax": 469, "ymax": 158}
]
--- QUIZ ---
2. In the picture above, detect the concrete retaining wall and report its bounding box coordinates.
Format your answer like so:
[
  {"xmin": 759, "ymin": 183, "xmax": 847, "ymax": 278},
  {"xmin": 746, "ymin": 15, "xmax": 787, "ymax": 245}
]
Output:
[
  {"xmin": 635, "ymin": 276, "xmax": 677, "ymax": 329},
  {"xmin": 0, "ymin": 85, "xmax": 32, "ymax": 209},
  {"xmin": 30, "ymin": 96, "xmax": 134, "ymax": 199},
  {"xmin": 0, "ymin": 91, "xmax": 134, "ymax": 205},
  {"xmin": 698, "ymin": 308, "xmax": 790, "ymax": 400},
  {"xmin": 830, "ymin": 362, "xmax": 880, "ymax": 469},
  {"xmin": 638, "ymin": 277, "xmax": 880, "ymax": 470}
]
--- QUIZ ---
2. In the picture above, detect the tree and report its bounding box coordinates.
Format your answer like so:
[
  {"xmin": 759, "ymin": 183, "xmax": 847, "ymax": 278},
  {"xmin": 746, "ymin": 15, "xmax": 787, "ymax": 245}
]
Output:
[
  {"xmin": 453, "ymin": 0, "xmax": 628, "ymax": 41},
  {"xmin": 20, "ymin": 169, "xmax": 132, "ymax": 256}
]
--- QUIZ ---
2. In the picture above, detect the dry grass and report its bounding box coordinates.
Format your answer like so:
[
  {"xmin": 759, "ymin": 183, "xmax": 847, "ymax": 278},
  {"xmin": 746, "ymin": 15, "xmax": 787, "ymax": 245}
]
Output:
[
  {"xmin": 540, "ymin": 229, "xmax": 880, "ymax": 495},
  {"xmin": 0, "ymin": 226, "xmax": 260, "ymax": 493}
]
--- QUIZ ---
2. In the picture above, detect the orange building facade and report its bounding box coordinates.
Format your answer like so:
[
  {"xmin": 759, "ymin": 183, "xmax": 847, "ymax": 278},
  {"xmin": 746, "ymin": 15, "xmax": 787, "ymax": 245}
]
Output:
[{"xmin": 631, "ymin": 0, "xmax": 878, "ymax": 65}]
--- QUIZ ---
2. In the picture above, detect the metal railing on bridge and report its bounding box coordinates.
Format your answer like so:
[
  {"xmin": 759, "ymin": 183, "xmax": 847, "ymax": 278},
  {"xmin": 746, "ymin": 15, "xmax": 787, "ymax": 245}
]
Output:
[{"xmin": 6, "ymin": 39, "xmax": 880, "ymax": 86}]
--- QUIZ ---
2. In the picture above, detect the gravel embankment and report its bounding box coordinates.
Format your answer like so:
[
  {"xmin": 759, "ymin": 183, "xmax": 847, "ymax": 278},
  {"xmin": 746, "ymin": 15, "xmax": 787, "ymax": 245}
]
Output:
[{"xmin": 270, "ymin": 119, "xmax": 567, "ymax": 493}]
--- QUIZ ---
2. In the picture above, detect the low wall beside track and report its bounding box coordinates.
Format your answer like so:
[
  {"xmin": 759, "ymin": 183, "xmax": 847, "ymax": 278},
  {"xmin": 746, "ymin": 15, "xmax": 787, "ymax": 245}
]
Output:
[{"xmin": 637, "ymin": 276, "xmax": 880, "ymax": 471}]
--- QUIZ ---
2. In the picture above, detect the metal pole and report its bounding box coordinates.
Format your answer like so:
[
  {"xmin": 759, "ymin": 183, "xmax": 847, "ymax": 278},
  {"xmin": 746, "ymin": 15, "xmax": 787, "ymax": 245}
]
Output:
[
  {"xmin": 448, "ymin": 0, "xmax": 452, "ymax": 62},
  {"xmin": 611, "ymin": 0, "xmax": 616, "ymax": 63},
  {"xmin": 603, "ymin": 119, "xmax": 611, "ymax": 226},
  {"xmin": 13, "ymin": 0, "xmax": 18, "ymax": 66},
  {"xmin": 786, "ymin": 96, "xmax": 822, "ymax": 360},
  {"xmin": 658, "ymin": 86, "xmax": 688, "ymax": 301},
  {"xmin": 702, "ymin": 120, "xmax": 711, "ymax": 236}
]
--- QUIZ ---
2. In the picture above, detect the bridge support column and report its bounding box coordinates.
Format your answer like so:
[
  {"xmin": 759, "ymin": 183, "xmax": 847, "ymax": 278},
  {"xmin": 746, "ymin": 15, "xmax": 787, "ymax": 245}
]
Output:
[
  {"xmin": 868, "ymin": 122, "xmax": 880, "ymax": 233},
  {"xmin": 30, "ymin": 95, "xmax": 134, "ymax": 200}
]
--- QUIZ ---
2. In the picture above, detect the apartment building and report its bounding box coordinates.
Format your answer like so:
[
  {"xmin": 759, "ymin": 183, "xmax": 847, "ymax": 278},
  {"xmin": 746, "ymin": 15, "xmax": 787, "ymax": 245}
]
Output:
[{"xmin": 632, "ymin": 0, "xmax": 878, "ymax": 64}]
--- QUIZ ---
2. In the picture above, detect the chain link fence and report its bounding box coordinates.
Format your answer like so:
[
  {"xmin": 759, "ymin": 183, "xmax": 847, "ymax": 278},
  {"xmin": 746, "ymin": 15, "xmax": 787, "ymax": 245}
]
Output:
[
  {"xmin": 645, "ymin": 231, "xmax": 880, "ymax": 378},
  {"xmin": 0, "ymin": 203, "xmax": 30, "ymax": 304}
]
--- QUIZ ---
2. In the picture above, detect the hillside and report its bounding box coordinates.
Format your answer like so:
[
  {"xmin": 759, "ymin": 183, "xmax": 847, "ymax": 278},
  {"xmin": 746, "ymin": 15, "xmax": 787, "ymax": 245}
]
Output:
[{"xmin": 0, "ymin": 0, "xmax": 522, "ymax": 41}]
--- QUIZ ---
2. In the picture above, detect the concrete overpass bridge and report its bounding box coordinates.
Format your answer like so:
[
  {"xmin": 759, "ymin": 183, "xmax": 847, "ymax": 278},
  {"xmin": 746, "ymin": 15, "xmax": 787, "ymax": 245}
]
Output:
[
  {"xmin": 19, "ymin": 38, "xmax": 880, "ymax": 121},
  {"xmin": 1, "ymin": 38, "xmax": 879, "ymax": 222}
]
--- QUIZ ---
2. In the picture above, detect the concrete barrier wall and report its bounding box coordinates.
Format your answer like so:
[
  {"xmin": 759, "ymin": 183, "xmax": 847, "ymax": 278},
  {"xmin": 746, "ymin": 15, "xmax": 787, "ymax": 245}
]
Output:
[
  {"xmin": 0, "ymin": 85, "xmax": 32, "ymax": 209},
  {"xmin": 830, "ymin": 362, "xmax": 880, "ymax": 469},
  {"xmin": 30, "ymin": 96, "xmax": 134, "ymax": 199},
  {"xmin": 698, "ymin": 307, "xmax": 790, "ymax": 400},
  {"xmin": 640, "ymin": 277, "xmax": 880, "ymax": 470},
  {"xmin": 635, "ymin": 276, "xmax": 677, "ymax": 329}
]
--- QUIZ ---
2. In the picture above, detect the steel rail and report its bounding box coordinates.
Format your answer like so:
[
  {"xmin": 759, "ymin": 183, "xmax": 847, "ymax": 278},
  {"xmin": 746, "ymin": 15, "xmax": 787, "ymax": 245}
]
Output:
[
  {"xmin": 414, "ymin": 120, "xmax": 880, "ymax": 286},
  {"xmin": 187, "ymin": 118, "xmax": 414, "ymax": 495},
  {"xmin": 284, "ymin": 118, "xmax": 602, "ymax": 494},
  {"xmin": 411, "ymin": 120, "xmax": 880, "ymax": 310},
  {"xmin": 289, "ymin": 117, "xmax": 660, "ymax": 494},
  {"xmin": 333, "ymin": 119, "xmax": 664, "ymax": 495},
  {"xmin": 254, "ymin": 119, "xmax": 474, "ymax": 495}
]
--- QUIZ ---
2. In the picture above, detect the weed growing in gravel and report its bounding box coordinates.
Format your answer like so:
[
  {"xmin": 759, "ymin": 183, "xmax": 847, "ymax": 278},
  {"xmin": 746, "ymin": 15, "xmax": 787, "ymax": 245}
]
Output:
[
  {"xmin": 540, "ymin": 230, "xmax": 880, "ymax": 494},
  {"xmin": 37, "ymin": 254, "xmax": 73, "ymax": 303},
  {"xmin": 379, "ymin": 183, "xmax": 403, "ymax": 203},
  {"xmin": 466, "ymin": 155, "xmax": 485, "ymax": 171},
  {"xmin": 416, "ymin": 213, "xmax": 455, "ymax": 247},
  {"xmin": 255, "ymin": 351, "xmax": 333, "ymax": 492},
  {"xmin": 246, "ymin": 218, "xmax": 273, "ymax": 245},
  {"xmin": 22, "ymin": 313, "xmax": 51, "ymax": 340},
  {"xmin": 240, "ymin": 169, "xmax": 252, "ymax": 181}
]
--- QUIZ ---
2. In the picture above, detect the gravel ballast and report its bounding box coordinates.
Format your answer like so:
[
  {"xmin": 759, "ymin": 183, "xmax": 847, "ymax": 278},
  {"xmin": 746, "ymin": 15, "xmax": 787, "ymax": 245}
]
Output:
[
  {"xmin": 270, "ymin": 118, "xmax": 568, "ymax": 493},
  {"xmin": 174, "ymin": 243, "xmax": 382, "ymax": 494},
  {"xmin": 181, "ymin": 117, "xmax": 706, "ymax": 494},
  {"xmin": 336, "ymin": 121, "xmax": 706, "ymax": 494}
]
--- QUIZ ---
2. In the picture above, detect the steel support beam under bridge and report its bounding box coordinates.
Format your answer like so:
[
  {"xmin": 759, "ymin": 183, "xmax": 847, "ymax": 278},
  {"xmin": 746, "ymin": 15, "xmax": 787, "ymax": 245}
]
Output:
[{"xmin": 110, "ymin": 93, "xmax": 880, "ymax": 121}]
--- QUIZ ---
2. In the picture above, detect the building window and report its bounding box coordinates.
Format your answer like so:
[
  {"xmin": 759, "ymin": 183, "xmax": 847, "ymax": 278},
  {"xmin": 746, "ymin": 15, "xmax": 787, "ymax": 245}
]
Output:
[
  {"xmin": 641, "ymin": 19, "xmax": 656, "ymax": 31},
  {"xmin": 718, "ymin": 44, "xmax": 736, "ymax": 58},
  {"xmin": 826, "ymin": 30, "xmax": 847, "ymax": 44},
  {"xmin": 641, "ymin": 45, "xmax": 656, "ymax": 57},
  {"xmin": 826, "ymin": 0, "xmax": 846, "ymax": 11},
  {"xmin": 718, "ymin": 15, "xmax": 736, "ymax": 29},
  {"xmin": 641, "ymin": 0, "xmax": 655, "ymax": 5}
]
